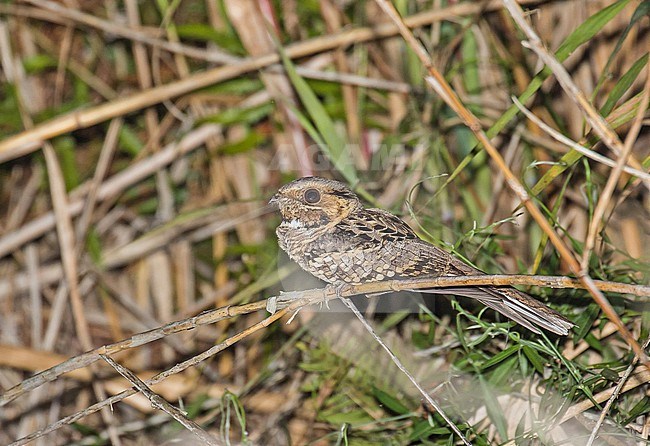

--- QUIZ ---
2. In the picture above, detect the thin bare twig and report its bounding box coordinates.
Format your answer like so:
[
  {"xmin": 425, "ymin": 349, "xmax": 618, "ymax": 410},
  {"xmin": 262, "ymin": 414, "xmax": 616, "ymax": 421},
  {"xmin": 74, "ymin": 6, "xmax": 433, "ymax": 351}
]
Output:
[
  {"xmin": 586, "ymin": 335, "xmax": 650, "ymax": 446},
  {"xmin": 5, "ymin": 273, "xmax": 648, "ymax": 408},
  {"xmin": 101, "ymin": 354, "xmax": 220, "ymax": 446},
  {"xmin": 341, "ymin": 297, "xmax": 472, "ymax": 445},
  {"xmin": 512, "ymin": 97, "xmax": 650, "ymax": 181}
]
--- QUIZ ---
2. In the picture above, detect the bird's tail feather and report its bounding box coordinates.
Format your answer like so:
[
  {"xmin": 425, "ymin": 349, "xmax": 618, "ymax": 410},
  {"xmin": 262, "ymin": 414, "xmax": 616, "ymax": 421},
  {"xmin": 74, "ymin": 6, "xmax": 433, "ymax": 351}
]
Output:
[{"xmin": 418, "ymin": 286, "xmax": 574, "ymax": 335}]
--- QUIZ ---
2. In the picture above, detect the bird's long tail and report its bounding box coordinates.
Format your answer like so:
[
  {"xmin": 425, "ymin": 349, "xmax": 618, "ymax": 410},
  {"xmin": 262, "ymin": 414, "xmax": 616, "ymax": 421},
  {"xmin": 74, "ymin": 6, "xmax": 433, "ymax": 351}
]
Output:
[{"xmin": 419, "ymin": 286, "xmax": 575, "ymax": 335}]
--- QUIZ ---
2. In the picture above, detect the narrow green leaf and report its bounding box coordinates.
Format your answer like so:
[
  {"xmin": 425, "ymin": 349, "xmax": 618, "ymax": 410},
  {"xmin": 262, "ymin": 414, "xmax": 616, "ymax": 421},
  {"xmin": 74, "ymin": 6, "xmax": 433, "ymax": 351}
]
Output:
[
  {"xmin": 600, "ymin": 53, "xmax": 648, "ymax": 116},
  {"xmin": 593, "ymin": 1, "xmax": 650, "ymax": 100},
  {"xmin": 489, "ymin": 0, "xmax": 633, "ymax": 138},
  {"xmin": 461, "ymin": 28, "xmax": 480, "ymax": 97},
  {"xmin": 220, "ymin": 131, "xmax": 266, "ymax": 155},
  {"xmin": 410, "ymin": 419, "xmax": 448, "ymax": 440},
  {"xmin": 23, "ymin": 54, "xmax": 57, "ymax": 73},
  {"xmin": 574, "ymin": 304, "xmax": 600, "ymax": 340},
  {"xmin": 202, "ymin": 102, "xmax": 273, "ymax": 125},
  {"xmin": 53, "ymin": 136, "xmax": 79, "ymax": 191},
  {"xmin": 118, "ymin": 125, "xmax": 144, "ymax": 156},
  {"xmin": 278, "ymin": 45, "xmax": 358, "ymax": 186},
  {"xmin": 530, "ymin": 151, "xmax": 581, "ymax": 196},
  {"xmin": 489, "ymin": 356, "xmax": 519, "ymax": 387},
  {"xmin": 522, "ymin": 346, "xmax": 545, "ymax": 374},
  {"xmin": 479, "ymin": 375, "xmax": 508, "ymax": 441},
  {"xmin": 481, "ymin": 344, "xmax": 521, "ymax": 370},
  {"xmin": 372, "ymin": 386, "xmax": 410, "ymax": 415},
  {"xmin": 623, "ymin": 396, "xmax": 650, "ymax": 425},
  {"xmin": 322, "ymin": 409, "xmax": 372, "ymax": 425}
]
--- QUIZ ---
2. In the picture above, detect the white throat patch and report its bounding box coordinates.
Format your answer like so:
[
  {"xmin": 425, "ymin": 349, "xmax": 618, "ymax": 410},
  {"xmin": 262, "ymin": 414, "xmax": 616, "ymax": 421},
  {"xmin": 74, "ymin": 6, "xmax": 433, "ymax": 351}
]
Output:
[{"xmin": 288, "ymin": 219, "xmax": 303, "ymax": 229}]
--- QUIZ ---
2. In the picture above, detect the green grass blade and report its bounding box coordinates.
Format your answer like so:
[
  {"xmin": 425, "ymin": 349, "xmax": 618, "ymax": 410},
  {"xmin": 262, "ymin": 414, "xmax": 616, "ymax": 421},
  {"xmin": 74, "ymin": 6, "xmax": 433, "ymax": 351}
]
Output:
[{"xmin": 278, "ymin": 46, "xmax": 359, "ymax": 187}]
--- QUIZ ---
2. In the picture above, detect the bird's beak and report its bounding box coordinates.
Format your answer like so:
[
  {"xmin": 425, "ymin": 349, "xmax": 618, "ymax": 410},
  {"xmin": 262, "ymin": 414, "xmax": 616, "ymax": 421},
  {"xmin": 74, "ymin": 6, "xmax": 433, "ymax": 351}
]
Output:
[{"xmin": 268, "ymin": 193, "xmax": 280, "ymax": 209}]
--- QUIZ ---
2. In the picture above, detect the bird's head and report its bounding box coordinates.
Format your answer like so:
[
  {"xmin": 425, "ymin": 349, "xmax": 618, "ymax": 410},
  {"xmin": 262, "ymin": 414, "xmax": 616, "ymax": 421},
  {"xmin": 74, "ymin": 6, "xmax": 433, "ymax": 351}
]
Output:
[{"xmin": 269, "ymin": 177, "xmax": 363, "ymax": 227}]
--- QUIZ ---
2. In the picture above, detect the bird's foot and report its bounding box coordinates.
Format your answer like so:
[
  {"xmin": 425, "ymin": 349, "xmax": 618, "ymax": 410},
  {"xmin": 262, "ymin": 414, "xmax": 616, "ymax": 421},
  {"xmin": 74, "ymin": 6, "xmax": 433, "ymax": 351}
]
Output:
[
  {"xmin": 322, "ymin": 282, "xmax": 354, "ymax": 309},
  {"xmin": 266, "ymin": 290, "xmax": 303, "ymax": 314}
]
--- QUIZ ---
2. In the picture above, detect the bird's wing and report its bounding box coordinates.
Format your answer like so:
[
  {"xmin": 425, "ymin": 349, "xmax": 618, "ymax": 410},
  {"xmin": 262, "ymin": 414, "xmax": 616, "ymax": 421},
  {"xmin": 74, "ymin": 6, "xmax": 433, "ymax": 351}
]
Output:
[
  {"xmin": 336, "ymin": 208, "xmax": 419, "ymax": 243},
  {"xmin": 337, "ymin": 208, "xmax": 574, "ymax": 335}
]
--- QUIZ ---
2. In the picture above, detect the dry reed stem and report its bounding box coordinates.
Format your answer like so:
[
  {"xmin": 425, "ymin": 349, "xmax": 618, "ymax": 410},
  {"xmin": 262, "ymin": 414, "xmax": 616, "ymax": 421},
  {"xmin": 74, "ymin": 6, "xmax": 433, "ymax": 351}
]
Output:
[
  {"xmin": 5, "ymin": 24, "xmax": 123, "ymax": 442},
  {"xmin": 0, "ymin": 124, "xmax": 222, "ymax": 258},
  {"xmin": 8, "ymin": 303, "xmax": 295, "ymax": 446},
  {"xmin": 371, "ymin": 0, "xmax": 648, "ymax": 365},
  {"xmin": 4, "ymin": 271, "xmax": 649, "ymax": 442},
  {"xmin": 22, "ymin": 0, "xmax": 239, "ymax": 64},
  {"xmin": 1, "ymin": 300, "xmax": 266, "ymax": 406},
  {"xmin": 0, "ymin": 0, "xmax": 545, "ymax": 162},
  {"xmin": 3, "ymin": 273, "xmax": 648, "ymax": 408},
  {"xmin": 74, "ymin": 118, "xmax": 123, "ymax": 250}
]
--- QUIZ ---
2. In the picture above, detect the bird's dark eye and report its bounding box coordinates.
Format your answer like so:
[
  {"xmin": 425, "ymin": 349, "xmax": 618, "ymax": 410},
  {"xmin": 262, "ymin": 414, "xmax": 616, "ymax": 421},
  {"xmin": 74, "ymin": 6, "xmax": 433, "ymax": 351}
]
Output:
[{"xmin": 303, "ymin": 188, "xmax": 321, "ymax": 204}]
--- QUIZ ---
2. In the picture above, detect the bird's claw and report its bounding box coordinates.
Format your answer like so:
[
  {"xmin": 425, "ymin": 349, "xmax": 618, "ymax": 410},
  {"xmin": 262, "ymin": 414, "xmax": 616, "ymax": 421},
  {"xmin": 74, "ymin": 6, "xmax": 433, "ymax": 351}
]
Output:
[{"xmin": 266, "ymin": 290, "xmax": 302, "ymax": 314}]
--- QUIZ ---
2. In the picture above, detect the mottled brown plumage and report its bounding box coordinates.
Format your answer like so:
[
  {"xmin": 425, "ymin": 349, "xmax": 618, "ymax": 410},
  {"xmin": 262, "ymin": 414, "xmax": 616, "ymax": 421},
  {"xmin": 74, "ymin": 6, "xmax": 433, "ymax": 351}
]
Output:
[{"xmin": 270, "ymin": 177, "xmax": 574, "ymax": 335}]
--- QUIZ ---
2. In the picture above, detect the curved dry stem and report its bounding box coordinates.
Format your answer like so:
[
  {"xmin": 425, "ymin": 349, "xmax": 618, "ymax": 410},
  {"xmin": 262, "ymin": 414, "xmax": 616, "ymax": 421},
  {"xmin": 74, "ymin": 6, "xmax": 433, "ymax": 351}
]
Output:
[
  {"xmin": 512, "ymin": 97, "xmax": 650, "ymax": 181},
  {"xmin": 3, "ymin": 271, "xmax": 647, "ymax": 443},
  {"xmin": 3, "ymin": 274, "xmax": 647, "ymax": 408},
  {"xmin": 373, "ymin": 0, "xmax": 648, "ymax": 366}
]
